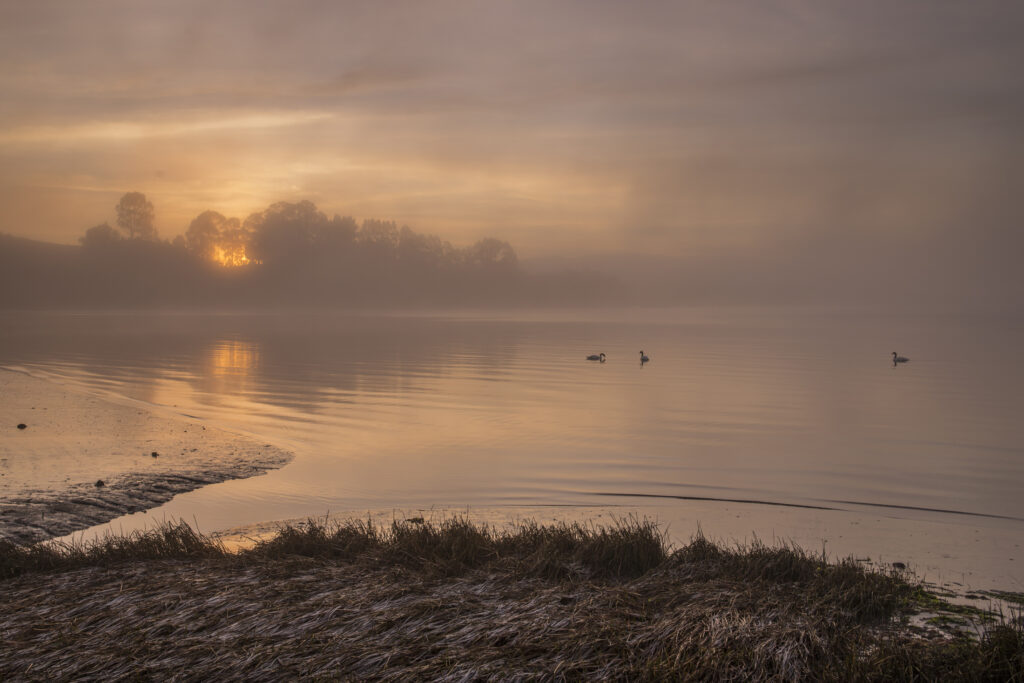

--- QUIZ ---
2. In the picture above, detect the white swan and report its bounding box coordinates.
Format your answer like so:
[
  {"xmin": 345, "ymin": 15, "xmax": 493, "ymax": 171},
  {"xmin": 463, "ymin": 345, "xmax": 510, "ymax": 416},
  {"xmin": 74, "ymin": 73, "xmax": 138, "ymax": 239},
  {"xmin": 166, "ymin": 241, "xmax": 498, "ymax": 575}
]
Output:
[
  {"xmin": 586, "ymin": 353, "xmax": 606, "ymax": 362},
  {"xmin": 892, "ymin": 351, "xmax": 909, "ymax": 364},
  {"xmin": 639, "ymin": 350, "xmax": 650, "ymax": 363}
]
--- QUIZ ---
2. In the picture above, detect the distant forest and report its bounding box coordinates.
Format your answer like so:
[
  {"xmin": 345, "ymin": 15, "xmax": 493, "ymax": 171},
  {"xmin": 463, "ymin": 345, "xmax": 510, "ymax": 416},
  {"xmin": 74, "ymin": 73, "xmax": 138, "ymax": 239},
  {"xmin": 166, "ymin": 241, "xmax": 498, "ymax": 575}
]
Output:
[{"xmin": 0, "ymin": 193, "xmax": 621, "ymax": 309}]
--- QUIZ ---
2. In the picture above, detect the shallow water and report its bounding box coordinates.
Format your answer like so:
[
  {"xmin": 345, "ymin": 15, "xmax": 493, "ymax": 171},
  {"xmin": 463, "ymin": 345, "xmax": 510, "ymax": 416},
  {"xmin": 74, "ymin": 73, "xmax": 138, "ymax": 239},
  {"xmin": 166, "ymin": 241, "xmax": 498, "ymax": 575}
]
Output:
[{"xmin": 2, "ymin": 308, "xmax": 1023, "ymax": 587}]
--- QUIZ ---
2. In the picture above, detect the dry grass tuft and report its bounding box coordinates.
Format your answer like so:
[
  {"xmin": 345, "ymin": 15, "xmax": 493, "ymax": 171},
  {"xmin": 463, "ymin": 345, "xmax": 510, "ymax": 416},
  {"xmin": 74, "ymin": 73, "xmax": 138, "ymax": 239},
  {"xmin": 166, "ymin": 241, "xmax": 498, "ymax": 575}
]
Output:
[
  {"xmin": 0, "ymin": 521, "xmax": 223, "ymax": 579},
  {"xmin": 1, "ymin": 517, "xmax": 1021, "ymax": 681},
  {"xmin": 247, "ymin": 515, "xmax": 667, "ymax": 579}
]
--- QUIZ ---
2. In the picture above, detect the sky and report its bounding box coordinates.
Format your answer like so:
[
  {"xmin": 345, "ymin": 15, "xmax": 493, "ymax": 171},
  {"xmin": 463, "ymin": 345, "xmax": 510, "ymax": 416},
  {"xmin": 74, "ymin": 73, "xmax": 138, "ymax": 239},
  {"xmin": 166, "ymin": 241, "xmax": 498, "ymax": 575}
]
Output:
[{"xmin": 1, "ymin": 0, "xmax": 1022, "ymax": 305}]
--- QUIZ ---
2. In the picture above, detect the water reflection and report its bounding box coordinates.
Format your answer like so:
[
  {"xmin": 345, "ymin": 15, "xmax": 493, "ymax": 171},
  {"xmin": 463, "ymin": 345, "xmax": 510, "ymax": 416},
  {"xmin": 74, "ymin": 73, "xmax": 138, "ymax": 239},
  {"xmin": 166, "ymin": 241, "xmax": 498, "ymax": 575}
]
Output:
[
  {"xmin": 1, "ymin": 310, "xmax": 1022, "ymax": 527},
  {"xmin": 208, "ymin": 339, "xmax": 260, "ymax": 377},
  {"xmin": 200, "ymin": 339, "xmax": 261, "ymax": 399},
  {"xmin": 0, "ymin": 313, "xmax": 527, "ymax": 415}
]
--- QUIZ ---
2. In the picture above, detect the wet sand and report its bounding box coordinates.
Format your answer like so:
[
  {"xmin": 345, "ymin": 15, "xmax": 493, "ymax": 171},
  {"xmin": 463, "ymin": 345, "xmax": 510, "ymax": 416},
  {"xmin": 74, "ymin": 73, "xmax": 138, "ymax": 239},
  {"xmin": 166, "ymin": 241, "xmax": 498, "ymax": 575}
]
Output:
[{"xmin": 0, "ymin": 369, "xmax": 292, "ymax": 544}]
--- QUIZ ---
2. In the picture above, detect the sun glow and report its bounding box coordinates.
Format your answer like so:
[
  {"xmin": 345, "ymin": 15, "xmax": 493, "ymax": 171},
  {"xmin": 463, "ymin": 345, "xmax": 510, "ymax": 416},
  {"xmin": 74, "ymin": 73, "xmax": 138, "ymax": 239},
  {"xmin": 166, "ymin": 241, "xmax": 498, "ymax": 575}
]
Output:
[{"xmin": 212, "ymin": 245, "xmax": 255, "ymax": 267}]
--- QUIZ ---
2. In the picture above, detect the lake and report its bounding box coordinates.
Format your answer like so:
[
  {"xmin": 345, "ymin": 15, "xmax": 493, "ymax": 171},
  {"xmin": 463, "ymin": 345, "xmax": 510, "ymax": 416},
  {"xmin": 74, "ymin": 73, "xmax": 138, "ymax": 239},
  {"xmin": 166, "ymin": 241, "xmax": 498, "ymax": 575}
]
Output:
[{"xmin": 2, "ymin": 308, "xmax": 1022, "ymax": 588}]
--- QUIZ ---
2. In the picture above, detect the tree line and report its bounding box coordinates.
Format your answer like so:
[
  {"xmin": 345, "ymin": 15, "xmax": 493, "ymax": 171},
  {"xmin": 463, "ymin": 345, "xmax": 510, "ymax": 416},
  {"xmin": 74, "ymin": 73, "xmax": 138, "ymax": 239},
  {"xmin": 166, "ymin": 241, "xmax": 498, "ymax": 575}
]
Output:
[
  {"xmin": 84, "ymin": 193, "xmax": 517, "ymax": 270},
  {"xmin": 57, "ymin": 192, "xmax": 618, "ymax": 308}
]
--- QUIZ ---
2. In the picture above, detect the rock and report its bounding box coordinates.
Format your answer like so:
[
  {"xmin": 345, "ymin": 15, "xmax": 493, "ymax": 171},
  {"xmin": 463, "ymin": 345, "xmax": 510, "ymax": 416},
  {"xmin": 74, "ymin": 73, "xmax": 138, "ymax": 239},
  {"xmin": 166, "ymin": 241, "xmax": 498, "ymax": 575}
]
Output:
[
  {"xmin": 95, "ymin": 479, "xmax": 105, "ymax": 487},
  {"xmin": 17, "ymin": 423, "xmax": 27, "ymax": 429},
  {"xmin": 892, "ymin": 562, "xmax": 906, "ymax": 570}
]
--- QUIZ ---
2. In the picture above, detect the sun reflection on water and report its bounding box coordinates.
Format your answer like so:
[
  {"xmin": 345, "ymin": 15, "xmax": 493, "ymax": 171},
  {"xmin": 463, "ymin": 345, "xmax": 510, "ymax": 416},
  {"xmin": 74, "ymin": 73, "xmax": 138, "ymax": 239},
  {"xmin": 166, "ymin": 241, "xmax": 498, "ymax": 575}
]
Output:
[
  {"xmin": 196, "ymin": 339, "xmax": 263, "ymax": 404},
  {"xmin": 208, "ymin": 340, "xmax": 260, "ymax": 377}
]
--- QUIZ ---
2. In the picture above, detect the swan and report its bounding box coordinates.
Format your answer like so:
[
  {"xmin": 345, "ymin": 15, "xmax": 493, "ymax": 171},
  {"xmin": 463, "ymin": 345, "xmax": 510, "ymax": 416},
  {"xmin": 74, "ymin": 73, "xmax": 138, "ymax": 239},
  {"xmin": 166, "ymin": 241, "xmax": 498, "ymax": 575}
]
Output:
[
  {"xmin": 639, "ymin": 350, "xmax": 650, "ymax": 363},
  {"xmin": 586, "ymin": 353, "xmax": 606, "ymax": 362},
  {"xmin": 892, "ymin": 351, "xmax": 909, "ymax": 364}
]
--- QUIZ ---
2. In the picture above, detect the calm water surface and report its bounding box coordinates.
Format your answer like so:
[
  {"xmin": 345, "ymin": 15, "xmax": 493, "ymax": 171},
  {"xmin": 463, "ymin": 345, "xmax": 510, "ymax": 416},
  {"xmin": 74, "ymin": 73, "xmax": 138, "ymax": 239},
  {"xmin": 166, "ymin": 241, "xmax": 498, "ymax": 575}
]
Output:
[{"xmin": 3, "ymin": 309, "xmax": 1023, "ymax": 584}]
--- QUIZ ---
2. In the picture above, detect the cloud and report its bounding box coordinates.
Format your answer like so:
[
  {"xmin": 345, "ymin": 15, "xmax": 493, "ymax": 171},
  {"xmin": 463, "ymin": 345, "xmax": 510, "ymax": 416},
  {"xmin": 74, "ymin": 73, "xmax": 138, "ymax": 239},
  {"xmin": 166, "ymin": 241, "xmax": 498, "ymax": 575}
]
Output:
[{"xmin": 0, "ymin": 111, "xmax": 334, "ymax": 145}]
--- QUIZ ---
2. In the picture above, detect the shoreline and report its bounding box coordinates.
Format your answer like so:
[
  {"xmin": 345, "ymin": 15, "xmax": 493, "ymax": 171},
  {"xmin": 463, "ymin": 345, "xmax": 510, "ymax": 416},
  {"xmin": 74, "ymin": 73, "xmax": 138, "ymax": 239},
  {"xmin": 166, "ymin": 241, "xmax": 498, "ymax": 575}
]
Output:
[{"xmin": 0, "ymin": 369, "xmax": 293, "ymax": 544}]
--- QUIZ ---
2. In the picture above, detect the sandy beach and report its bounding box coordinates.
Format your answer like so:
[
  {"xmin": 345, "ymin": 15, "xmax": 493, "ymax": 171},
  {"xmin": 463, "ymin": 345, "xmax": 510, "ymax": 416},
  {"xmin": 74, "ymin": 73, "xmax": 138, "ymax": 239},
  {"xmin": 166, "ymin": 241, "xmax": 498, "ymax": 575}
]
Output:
[{"xmin": 0, "ymin": 369, "xmax": 292, "ymax": 544}]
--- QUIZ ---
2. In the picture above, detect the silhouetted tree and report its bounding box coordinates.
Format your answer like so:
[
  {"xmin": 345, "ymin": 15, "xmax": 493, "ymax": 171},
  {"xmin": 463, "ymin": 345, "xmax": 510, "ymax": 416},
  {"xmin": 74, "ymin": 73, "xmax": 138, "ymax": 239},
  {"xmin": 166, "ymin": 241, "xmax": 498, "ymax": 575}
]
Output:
[
  {"xmin": 466, "ymin": 238, "xmax": 518, "ymax": 268},
  {"xmin": 140, "ymin": 198, "xmax": 552, "ymax": 304},
  {"xmin": 79, "ymin": 223, "xmax": 121, "ymax": 247},
  {"xmin": 33, "ymin": 192, "xmax": 625, "ymax": 309},
  {"xmin": 246, "ymin": 200, "xmax": 327, "ymax": 264},
  {"xmin": 358, "ymin": 219, "xmax": 400, "ymax": 251},
  {"xmin": 317, "ymin": 215, "xmax": 357, "ymax": 250},
  {"xmin": 116, "ymin": 192, "xmax": 156, "ymax": 240},
  {"xmin": 398, "ymin": 226, "xmax": 453, "ymax": 268},
  {"xmin": 218, "ymin": 220, "xmax": 253, "ymax": 265},
  {"xmin": 185, "ymin": 210, "xmax": 224, "ymax": 260}
]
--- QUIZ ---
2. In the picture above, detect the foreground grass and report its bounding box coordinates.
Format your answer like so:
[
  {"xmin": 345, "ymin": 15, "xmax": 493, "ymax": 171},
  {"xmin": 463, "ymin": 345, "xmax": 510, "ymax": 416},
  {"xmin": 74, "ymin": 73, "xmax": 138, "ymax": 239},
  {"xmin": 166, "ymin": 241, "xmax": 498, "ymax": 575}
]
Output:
[{"xmin": 1, "ymin": 517, "xmax": 1021, "ymax": 681}]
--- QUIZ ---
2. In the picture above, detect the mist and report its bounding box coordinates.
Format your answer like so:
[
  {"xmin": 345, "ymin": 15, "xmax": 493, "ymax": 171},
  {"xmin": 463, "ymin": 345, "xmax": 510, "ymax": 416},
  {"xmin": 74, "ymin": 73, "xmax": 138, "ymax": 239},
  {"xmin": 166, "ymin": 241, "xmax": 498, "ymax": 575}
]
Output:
[
  {"xmin": 0, "ymin": 197, "xmax": 620, "ymax": 309},
  {"xmin": 1, "ymin": 1, "xmax": 1022, "ymax": 310}
]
